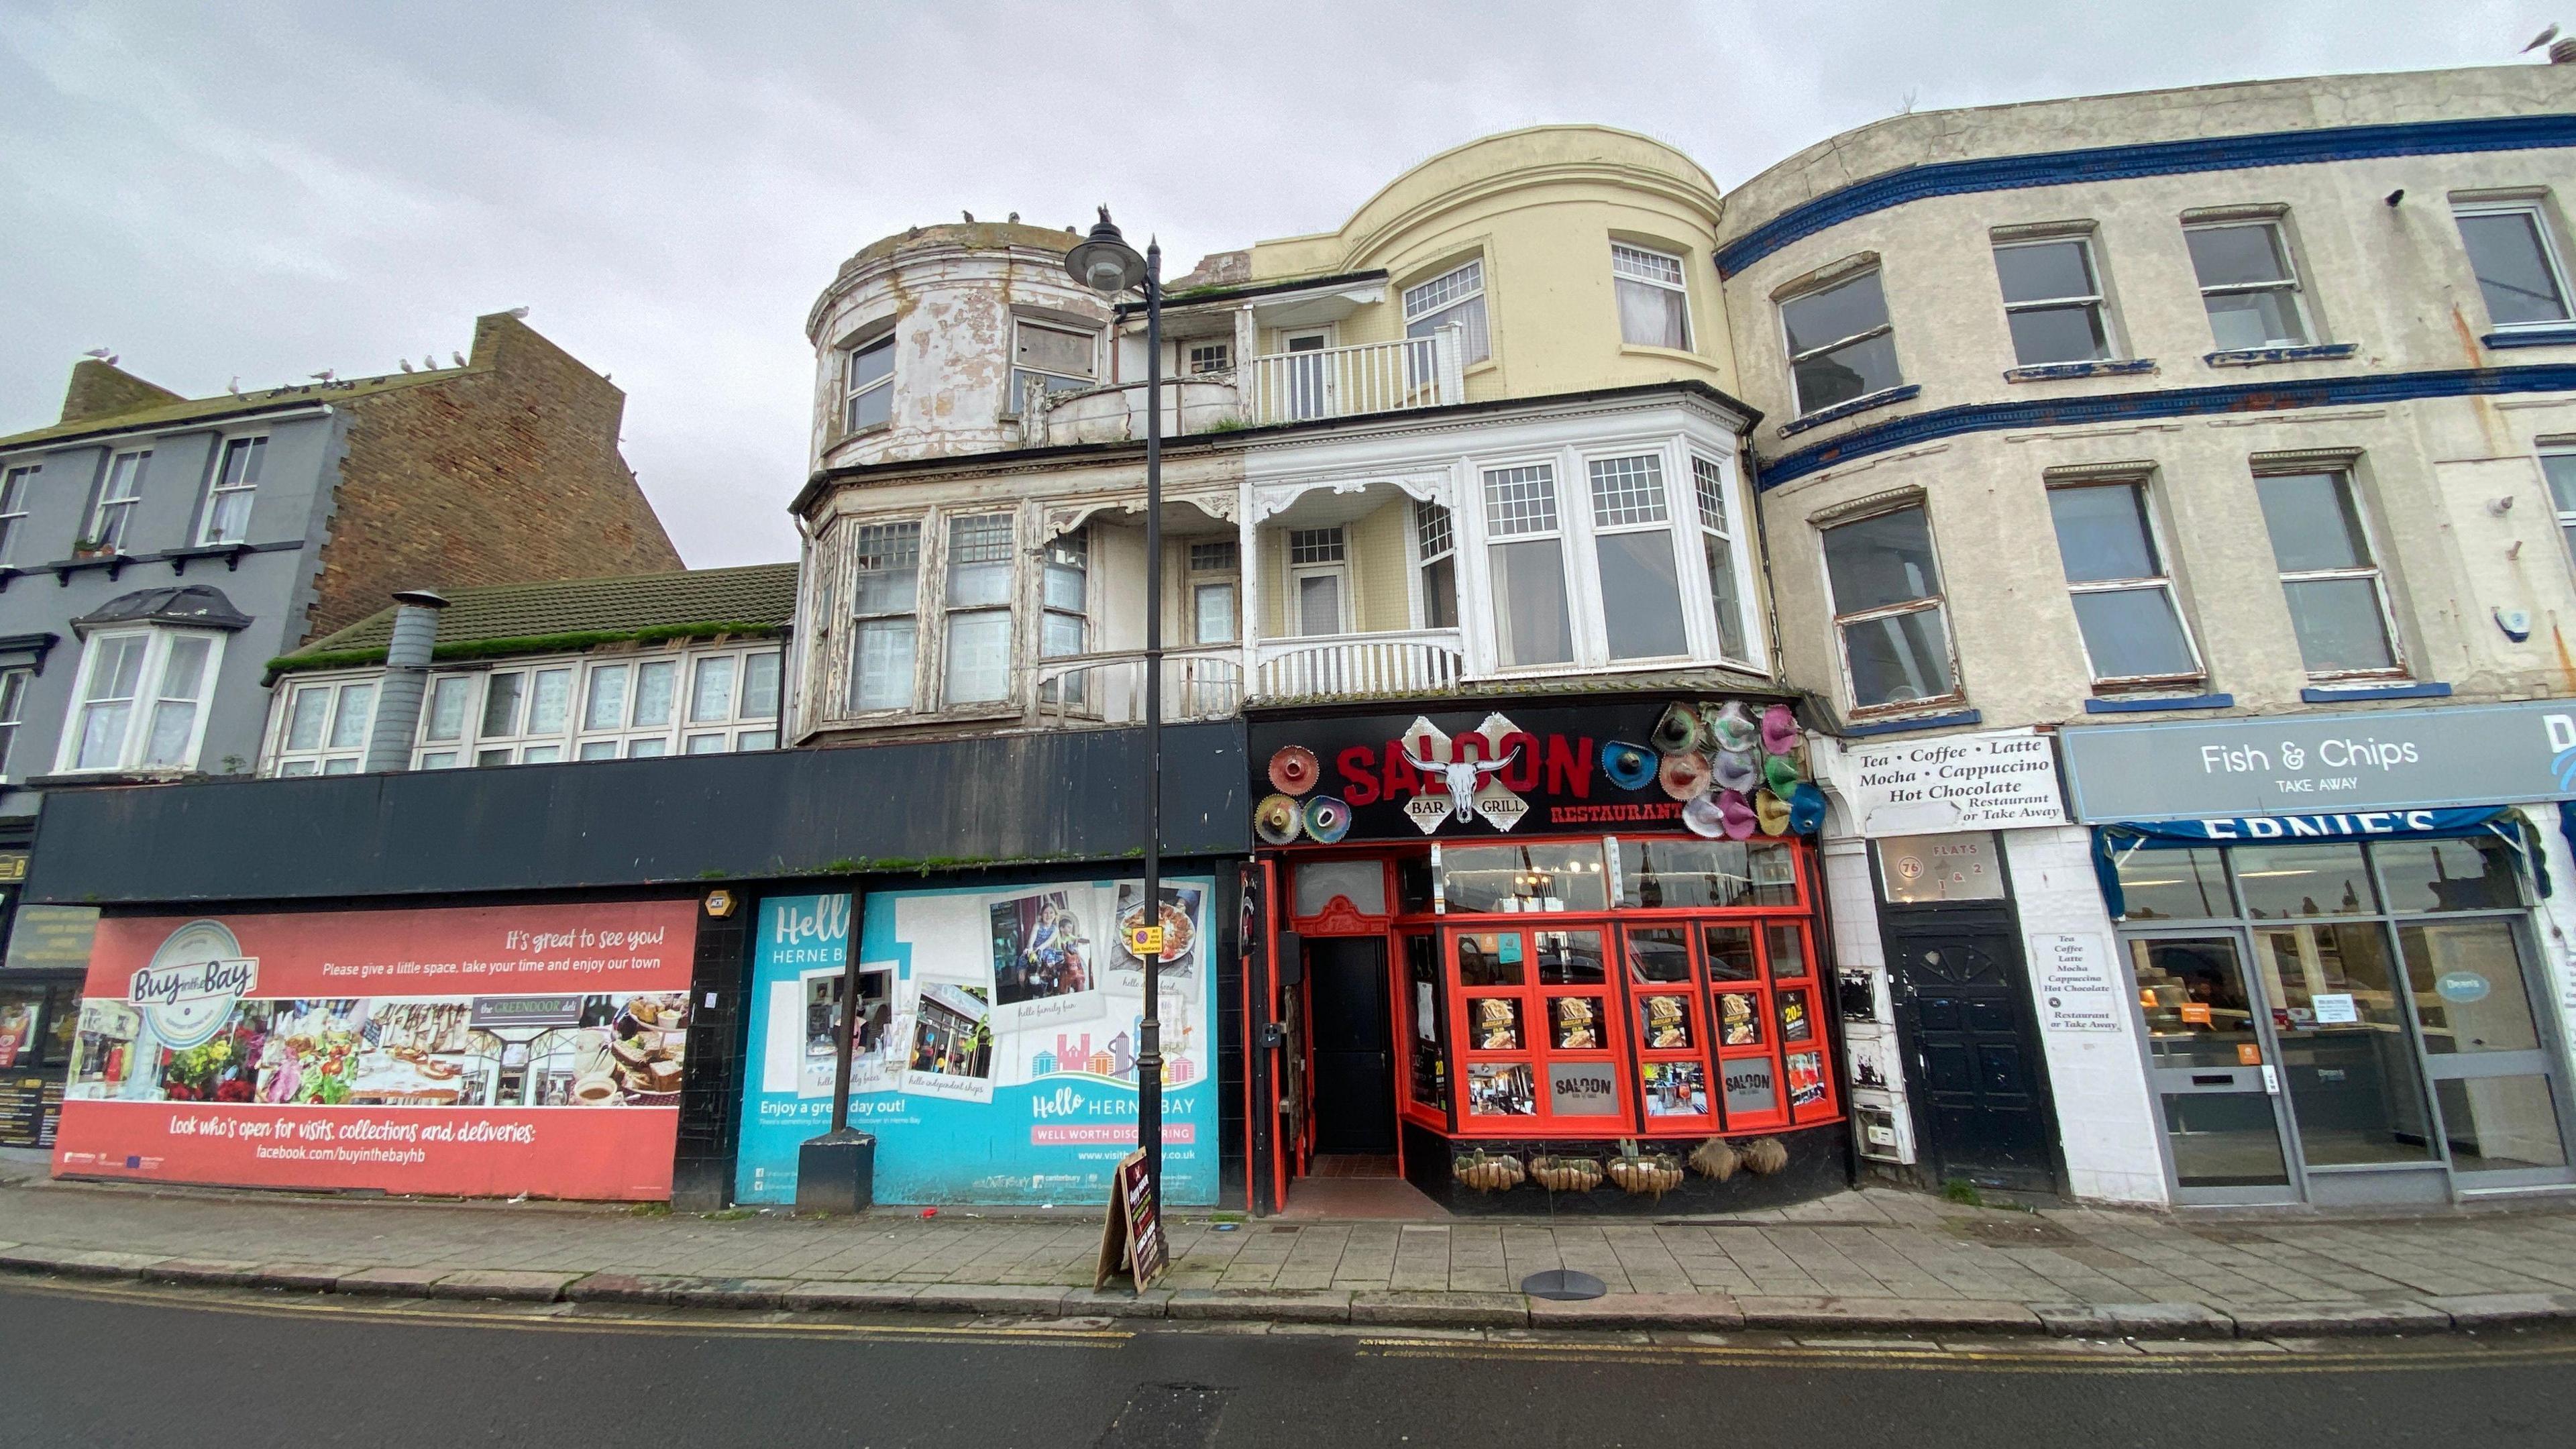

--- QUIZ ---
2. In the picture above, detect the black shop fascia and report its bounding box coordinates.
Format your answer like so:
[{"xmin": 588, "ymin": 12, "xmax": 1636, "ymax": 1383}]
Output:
[{"xmin": 1240, "ymin": 694, "xmax": 1851, "ymax": 1217}]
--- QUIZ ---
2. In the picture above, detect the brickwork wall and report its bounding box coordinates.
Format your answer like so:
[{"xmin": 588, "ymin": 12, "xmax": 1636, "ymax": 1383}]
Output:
[{"xmin": 304, "ymin": 314, "xmax": 683, "ymax": 641}]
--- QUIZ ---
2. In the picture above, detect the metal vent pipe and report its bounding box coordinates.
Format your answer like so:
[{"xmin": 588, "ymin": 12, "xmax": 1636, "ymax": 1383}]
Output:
[{"xmin": 362, "ymin": 588, "xmax": 449, "ymax": 773}]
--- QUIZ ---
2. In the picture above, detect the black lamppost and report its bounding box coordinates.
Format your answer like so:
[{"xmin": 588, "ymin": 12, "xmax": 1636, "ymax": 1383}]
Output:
[{"xmin": 1067, "ymin": 208, "xmax": 1167, "ymax": 1203}]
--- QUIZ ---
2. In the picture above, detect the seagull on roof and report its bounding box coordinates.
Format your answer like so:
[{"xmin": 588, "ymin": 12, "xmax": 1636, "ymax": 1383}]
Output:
[
  {"xmin": 227, "ymin": 377, "xmax": 242, "ymax": 396},
  {"xmin": 82, "ymin": 347, "xmax": 114, "ymax": 360},
  {"xmin": 506, "ymin": 306, "xmax": 529, "ymax": 319},
  {"xmin": 451, "ymin": 352, "xmax": 467, "ymax": 367},
  {"xmin": 2526, "ymin": 23, "xmax": 2560, "ymax": 50},
  {"xmin": 310, "ymin": 369, "xmax": 335, "ymax": 383},
  {"xmin": 399, "ymin": 359, "xmax": 415, "ymax": 372},
  {"xmin": 423, "ymin": 355, "xmax": 437, "ymax": 370}
]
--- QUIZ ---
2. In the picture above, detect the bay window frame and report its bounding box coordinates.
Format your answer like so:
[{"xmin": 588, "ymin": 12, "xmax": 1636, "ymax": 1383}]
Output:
[
  {"xmin": 268, "ymin": 676, "xmax": 377, "ymax": 776},
  {"xmin": 55, "ymin": 627, "xmax": 225, "ymax": 775},
  {"xmin": 941, "ymin": 511, "xmax": 1018, "ymax": 706},
  {"xmin": 841, "ymin": 333, "xmax": 896, "ymax": 434}
]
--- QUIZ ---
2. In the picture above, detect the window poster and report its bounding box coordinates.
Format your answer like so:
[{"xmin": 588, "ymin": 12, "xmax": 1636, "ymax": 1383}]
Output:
[
  {"xmin": 735, "ymin": 877, "xmax": 1220, "ymax": 1208},
  {"xmin": 51, "ymin": 900, "xmax": 697, "ymax": 1200}
]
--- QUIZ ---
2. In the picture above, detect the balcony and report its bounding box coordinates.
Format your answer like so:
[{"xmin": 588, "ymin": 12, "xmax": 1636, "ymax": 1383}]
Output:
[
  {"xmin": 1028, "ymin": 645, "xmax": 1246, "ymax": 727},
  {"xmin": 1244, "ymin": 329, "xmax": 1462, "ymax": 426},
  {"xmin": 1250, "ymin": 629, "xmax": 1465, "ymax": 702},
  {"xmin": 1032, "ymin": 377, "xmax": 1242, "ymax": 445}
]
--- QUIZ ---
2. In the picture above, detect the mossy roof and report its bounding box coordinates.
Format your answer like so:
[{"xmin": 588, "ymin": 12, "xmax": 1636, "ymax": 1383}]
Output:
[
  {"xmin": 290, "ymin": 564, "xmax": 798, "ymax": 658},
  {"xmin": 0, "ymin": 370, "xmax": 456, "ymax": 452}
]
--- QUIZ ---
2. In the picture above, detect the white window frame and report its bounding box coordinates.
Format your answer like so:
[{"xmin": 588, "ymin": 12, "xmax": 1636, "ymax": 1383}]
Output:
[
  {"xmin": 842, "ymin": 333, "xmax": 896, "ymax": 433},
  {"xmin": 1010, "ymin": 319, "xmax": 1097, "ymax": 413},
  {"xmin": 411, "ymin": 645, "xmax": 782, "ymax": 768},
  {"xmin": 845, "ymin": 518, "xmax": 923, "ymax": 715},
  {"xmin": 88, "ymin": 449, "xmax": 150, "ymax": 552},
  {"xmin": 197, "ymin": 434, "xmax": 266, "ymax": 546},
  {"xmin": 1411, "ymin": 501, "xmax": 1458, "ymax": 632},
  {"xmin": 2454, "ymin": 197, "xmax": 2576, "ymax": 331},
  {"xmin": 1992, "ymin": 232, "xmax": 2116, "ymax": 366},
  {"xmin": 2253, "ymin": 466, "xmax": 2408, "ymax": 682},
  {"xmin": 2540, "ymin": 447, "xmax": 2576, "ymax": 576},
  {"xmin": 1582, "ymin": 453, "xmax": 1694, "ymax": 664},
  {"xmin": 1185, "ymin": 341, "xmax": 1232, "ymax": 376},
  {"xmin": 1817, "ymin": 502, "xmax": 1964, "ymax": 716},
  {"xmin": 1402, "ymin": 259, "xmax": 1490, "ymax": 366},
  {"xmin": 1610, "ymin": 242, "xmax": 1693, "ymax": 352},
  {"xmin": 0, "ymin": 666, "xmax": 29, "ymax": 780},
  {"xmin": 2182, "ymin": 217, "xmax": 2313, "ymax": 349},
  {"xmin": 54, "ymin": 627, "xmax": 226, "ymax": 774},
  {"xmin": 1778, "ymin": 267, "xmax": 1899, "ymax": 417},
  {"xmin": 941, "ymin": 511, "xmax": 1018, "ymax": 706},
  {"xmin": 2044, "ymin": 478, "xmax": 2206, "ymax": 690},
  {"xmin": 0, "ymin": 463, "xmax": 35, "ymax": 566},
  {"xmin": 1689, "ymin": 453, "xmax": 1754, "ymax": 666},
  {"xmin": 268, "ymin": 675, "xmax": 377, "ymax": 776},
  {"xmin": 1286, "ymin": 526, "xmax": 1352, "ymax": 638},
  {"xmin": 1187, "ymin": 539, "xmax": 1240, "ymax": 645}
]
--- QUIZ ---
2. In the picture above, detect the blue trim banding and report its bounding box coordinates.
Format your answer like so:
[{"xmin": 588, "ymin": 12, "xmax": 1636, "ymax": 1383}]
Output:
[
  {"xmin": 2005, "ymin": 359, "xmax": 2157, "ymax": 382},
  {"xmin": 1841, "ymin": 708, "xmax": 1982, "ymax": 737},
  {"xmin": 2083, "ymin": 693, "xmax": 2235, "ymax": 714},
  {"xmin": 1754, "ymin": 363, "xmax": 2576, "ymax": 490},
  {"xmin": 2483, "ymin": 327, "xmax": 2576, "ymax": 350},
  {"xmin": 1775, "ymin": 384, "xmax": 1921, "ymax": 437},
  {"xmin": 2206, "ymin": 343, "xmax": 2359, "ymax": 367},
  {"xmin": 1716, "ymin": 114, "xmax": 2576, "ymax": 278},
  {"xmin": 2300, "ymin": 682, "xmax": 2453, "ymax": 702}
]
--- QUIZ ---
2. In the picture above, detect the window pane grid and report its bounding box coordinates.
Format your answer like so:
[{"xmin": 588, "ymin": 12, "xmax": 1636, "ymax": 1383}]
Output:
[
  {"xmin": 1483, "ymin": 465, "xmax": 1560, "ymax": 537},
  {"xmin": 1690, "ymin": 456, "xmax": 1731, "ymax": 537},
  {"xmin": 201, "ymin": 436, "xmax": 266, "ymax": 545},
  {"xmin": 1403, "ymin": 261, "xmax": 1482, "ymax": 319},
  {"xmin": 1611, "ymin": 244, "xmax": 1685, "ymax": 288},
  {"xmin": 1587, "ymin": 455, "xmax": 1670, "ymax": 528},
  {"xmin": 1414, "ymin": 501, "xmax": 1453, "ymax": 561},
  {"xmin": 1187, "ymin": 539, "xmax": 1238, "ymax": 572},
  {"xmin": 0, "ymin": 464, "xmax": 32, "ymax": 564},
  {"xmin": 1287, "ymin": 527, "xmax": 1346, "ymax": 564}
]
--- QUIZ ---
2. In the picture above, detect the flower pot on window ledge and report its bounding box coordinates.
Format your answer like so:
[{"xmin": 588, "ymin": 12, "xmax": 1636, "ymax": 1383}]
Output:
[{"xmin": 69, "ymin": 539, "xmax": 117, "ymax": 561}]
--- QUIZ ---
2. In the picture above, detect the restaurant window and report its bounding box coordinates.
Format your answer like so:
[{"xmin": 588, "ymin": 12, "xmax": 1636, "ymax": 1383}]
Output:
[
  {"xmin": 1403, "ymin": 259, "xmax": 1491, "ymax": 365},
  {"xmin": 0, "ymin": 667, "xmax": 27, "ymax": 778},
  {"xmin": 2047, "ymin": 480, "xmax": 2202, "ymax": 688},
  {"xmin": 1611, "ymin": 242, "xmax": 1692, "ymax": 351},
  {"xmin": 1187, "ymin": 539, "xmax": 1238, "ymax": 645},
  {"xmin": 198, "ymin": 435, "xmax": 266, "ymax": 545},
  {"xmin": 1692, "ymin": 455, "xmax": 1749, "ymax": 663},
  {"xmin": 1587, "ymin": 454, "xmax": 1689, "ymax": 661},
  {"xmin": 849, "ymin": 520, "xmax": 922, "ymax": 713},
  {"xmin": 943, "ymin": 513, "xmax": 1015, "ymax": 705},
  {"xmin": 1287, "ymin": 526, "xmax": 1349, "ymax": 637},
  {"xmin": 0, "ymin": 464, "xmax": 34, "ymax": 565},
  {"xmin": 843, "ymin": 333, "xmax": 896, "ymax": 433},
  {"xmin": 2454, "ymin": 199, "xmax": 2573, "ymax": 330},
  {"xmin": 1615, "ymin": 838, "xmax": 1800, "ymax": 909},
  {"xmin": 1440, "ymin": 841, "xmax": 1609, "ymax": 914},
  {"xmin": 1780, "ymin": 266, "xmax": 1899, "ymax": 415},
  {"xmin": 270, "ymin": 678, "xmax": 375, "ymax": 776},
  {"xmin": 88, "ymin": 449, "xmax": 149, "ymax": 552},
  {"xmin": 1820, "ymin": 502, "xmax": 1960, "ymax": 713},
  {"xmin": 56, "ymin": 629, "xmax": 221, "ymax": 773},
  {"xmin": 2114, "ymin": 845, "xmax": 2231, "ymax": 921},
  {"xmin": 2253, "ymin": 468, "xmax": 2402, "ymax": 678},
  {"xmin": 1413, "ymin": 502, "xmax": 1457, "ymax": 631},
  {"xmin": 1010, "ymin": 319, "xmax": 1096, "ymax": 412},
  {"xmin": 1404, "ymin": 933, "xmax": 1448, "ymax": 1115},
  {"xmin": 1994, "ymin": 233, "xmax": 2114, "ymax": 366},
  {"xmin": 2185, "ymin": 217, "xmax": 2312, "ymax": 349},
  {"xmin": 1484, "ymin": 464, "xmax": 1574, "ymax": 667}
]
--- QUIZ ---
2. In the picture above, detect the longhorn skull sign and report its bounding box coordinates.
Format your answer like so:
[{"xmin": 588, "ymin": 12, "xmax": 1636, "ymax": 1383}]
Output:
[
  {"xmin": 1401, "ymin": 737, "xmax": 1521, "ymax": 821},
  {"xmin": 1397, "ymin": 713, "xmax": 1530, "ymax": 834}
]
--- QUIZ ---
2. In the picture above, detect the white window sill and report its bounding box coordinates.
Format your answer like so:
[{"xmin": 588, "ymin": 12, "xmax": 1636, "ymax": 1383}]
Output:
[{"xmin": 1617, "ymin": 343, "xmax": 1719, "ymax": 370}]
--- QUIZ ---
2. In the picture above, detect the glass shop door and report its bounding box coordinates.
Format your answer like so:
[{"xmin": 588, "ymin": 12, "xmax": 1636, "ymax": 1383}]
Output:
[{"xmin": 2126, "ymin": 932, "xmax": 2302, "ymax": 1205}]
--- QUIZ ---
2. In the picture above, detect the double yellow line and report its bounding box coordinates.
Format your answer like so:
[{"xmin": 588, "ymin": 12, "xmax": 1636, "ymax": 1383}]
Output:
[{"xmin": 1358, "ymin": 1333, "xmax": 2576, "ymax": 1375}]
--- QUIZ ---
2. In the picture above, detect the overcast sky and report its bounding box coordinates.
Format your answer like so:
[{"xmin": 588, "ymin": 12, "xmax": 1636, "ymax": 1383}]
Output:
[{"xmin": 0, "ymin": 1, "xmax": 2553, "ymax": 566}]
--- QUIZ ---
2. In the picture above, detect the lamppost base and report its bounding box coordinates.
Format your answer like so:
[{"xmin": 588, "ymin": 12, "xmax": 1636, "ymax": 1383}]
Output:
[{"xmin": 794, "ymin": 1129, "xmax": 877, "ymax": 1215}]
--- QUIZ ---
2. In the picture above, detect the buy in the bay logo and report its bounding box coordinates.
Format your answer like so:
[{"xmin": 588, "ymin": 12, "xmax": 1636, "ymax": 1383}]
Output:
[{"xmin": 129, "ymin": 920, "xmax": 258, "ymax": 1051}]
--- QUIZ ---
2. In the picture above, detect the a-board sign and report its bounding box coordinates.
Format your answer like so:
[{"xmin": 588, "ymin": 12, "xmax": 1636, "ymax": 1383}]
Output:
[{"xmin": 1094, "ymin": 1147, "xmax": 1169, "ymax": 1292}]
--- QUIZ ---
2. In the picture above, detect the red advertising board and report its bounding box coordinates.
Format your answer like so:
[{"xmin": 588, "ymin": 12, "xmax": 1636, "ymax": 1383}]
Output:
[{"xmin": 52, "ymin": 899, "xmax": 698, "ymax": 1200}]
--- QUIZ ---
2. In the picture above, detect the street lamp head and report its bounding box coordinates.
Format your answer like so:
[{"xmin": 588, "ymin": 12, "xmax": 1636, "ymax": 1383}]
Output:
[{"xmin": 1065, "ymin": 205, "xmax": 1148, "ymax": 296}]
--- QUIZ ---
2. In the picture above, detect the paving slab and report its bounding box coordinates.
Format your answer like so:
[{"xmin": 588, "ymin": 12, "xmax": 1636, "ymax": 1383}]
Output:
[
  {"xmin": 777, "ymin": 1282, "xmax": 923, "ymax": 1311},
  {"xmin": 1166, "ymin": 1289, "xmax": 1352, "ymax": 1324},
  {"xmin": 1526, "ymin": 1293, "xmax": 1746, "ymax": 1330},
  {"xmin": 1739, "ymin": 1295, "xmax": 2040, "ymax": 1333},
  {"xmin": 1061, "ymin": 1287, "xmax": 1173, "ymax": 1319},
  {"xmin": 908, "ymin": 1283, "xmax": 1073, "ymax": 1316},
  {"xmin": 2210, "ymin": 1300, "xmax": 2453, "ymax": 1336},
  {"xmin": 2033, "ymin": 1300, "xmax": 2235, "ymax": 1339},
  {"xmin": 252, "ymin": 1263, "xmax": 357, "ymax": 1292},
  {"xmin": 1350, "ymin": 1291, "xmax": 1527, "ymax": 1328},
  {"xmin": 2419, "ymin": 1291, "xmax": 2576, "ymax": 1326},
  {"xmin": 431, "ymin": 1269, "xmax": 580, "ymax": 1302},
  {"xmin": 334, "ymin": 1266, "xmax": 451, "ymax": 1295},
  {"xmin": 144, "ymin": 1257, "xmax": 264, "ymax": 1288}
]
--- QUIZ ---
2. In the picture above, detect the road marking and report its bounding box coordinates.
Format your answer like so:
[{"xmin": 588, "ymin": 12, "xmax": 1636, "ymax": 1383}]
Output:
[
  {"xmin": 1356, "ymin": 1334, "xmax": 2576, "ymax": 1375},
  {"xmin": 3, "ymin": 1278, "xmax": 1128, "ymax": 1348}
]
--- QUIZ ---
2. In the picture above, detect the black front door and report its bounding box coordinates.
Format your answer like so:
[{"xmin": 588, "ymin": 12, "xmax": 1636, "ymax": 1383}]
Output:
[
  {"xmin": 1884, "ymin": 912, "xmax": 2060, "ymax": 1195},
  {"xmin": 1307, "ymin": 939, "xmax": 1396, "ymax": 1155}
]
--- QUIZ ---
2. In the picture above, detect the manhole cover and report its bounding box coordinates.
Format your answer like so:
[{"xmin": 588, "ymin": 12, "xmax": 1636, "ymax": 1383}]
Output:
[{"xmin": 1950, "ymin": 1216, "xmax": 2078, "ymax": 1246}]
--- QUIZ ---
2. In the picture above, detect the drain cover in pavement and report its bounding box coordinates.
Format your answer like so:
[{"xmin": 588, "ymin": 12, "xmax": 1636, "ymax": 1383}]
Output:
[{"xmin": 1095, "ymin": 1383, "xmax": 1233, "ymax": 1449}]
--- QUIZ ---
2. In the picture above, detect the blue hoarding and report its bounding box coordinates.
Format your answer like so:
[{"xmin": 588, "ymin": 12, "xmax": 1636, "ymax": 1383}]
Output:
[{"xmin": 735, "ymin": 876, "xmax": 1220, "ymax": 1207}]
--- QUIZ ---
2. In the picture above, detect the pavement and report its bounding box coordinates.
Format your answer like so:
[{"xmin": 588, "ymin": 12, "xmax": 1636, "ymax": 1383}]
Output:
[{"xmin": 5, "ymin": 1151, "xmax": 2576, "ymax": 1338}]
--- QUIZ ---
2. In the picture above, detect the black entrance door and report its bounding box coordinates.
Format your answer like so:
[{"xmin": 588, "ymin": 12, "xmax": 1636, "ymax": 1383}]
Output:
[
  {"xmin": 1307, "ymin": 939, "xmax": 1396, "ymax": 1156},
  {"xmin": 1883, "ymin": 912, "xmax": 2060, "ymax": 1195}
]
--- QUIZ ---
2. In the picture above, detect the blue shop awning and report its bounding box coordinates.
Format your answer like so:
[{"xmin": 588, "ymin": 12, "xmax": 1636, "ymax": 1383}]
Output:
[{"xmin": 2091, "ymin": 806, "xmax": 2549, "ymax": 919}]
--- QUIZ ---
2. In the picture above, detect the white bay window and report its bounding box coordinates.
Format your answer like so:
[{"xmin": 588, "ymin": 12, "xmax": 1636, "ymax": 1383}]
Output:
[
  {"xmin": 272, "ymin": 678, "xmax": 376, "ymax": 775},
  {"xmin": 1587, "ymin": 455, "xmax": 1689, "ymax": 661},
  {"xmin": 944, "ymin": 513, "xmax": 1015, "ymax": 704},
  {"xmin": 59, "ymin": 629, "xmax": 223, "ymax": 773}
]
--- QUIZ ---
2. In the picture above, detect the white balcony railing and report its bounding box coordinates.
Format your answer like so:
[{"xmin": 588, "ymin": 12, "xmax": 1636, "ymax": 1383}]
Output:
[
  {"xmin": 1028, "ymin": 646, "xmax": 1246, "ymax": 727},
  {"xmin": 1244, "ymin": 328, "xmax": 1462, "ymax": 426},
  {"xmin": 1251, "ymin": 629, "xmax": 1466, "ymax": 701}
]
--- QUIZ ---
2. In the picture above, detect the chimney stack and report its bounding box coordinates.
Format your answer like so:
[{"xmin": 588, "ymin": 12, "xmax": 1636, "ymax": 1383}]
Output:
[{"xmin": 363, "ymin": 589, "xmax": 449, "ymax": 773}]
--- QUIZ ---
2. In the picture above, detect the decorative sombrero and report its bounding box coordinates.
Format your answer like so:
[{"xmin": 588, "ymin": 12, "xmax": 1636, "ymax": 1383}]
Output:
[
  {"xmin": 1712, "ymin": 747, "xmax": 1759, "ymax": 794},
  {"xmin": 1658, "ymin": 749, "xmax": 1712, "ymax": 800},
  {"xmin": 1706, "ymin": 700, "xmax": 1760, "ymax": 754},
  {"xmin": 1718, "ymin": 790, "xmax": 1757, "ymax": 839},
  {"xmin": 1254, "ymin": 794, "xmax": 1303, "ymax": 845},
  {"xmin": 1268, "ymin": 745, "xmax": 1321, "ymax": 796},
  {"xmin": 1764, "ymin": 751, "xmax": 1806, "ymax": 795},
  {"xmin": 1754, "ymin": 787, "xmax": 1792, "ymax": 837},
  {"xmin": 1651, "ymin": 702, "xmax": 1705, "ymax": 755},
  {"xmin": 1786, "ymin": 782, "xmax": 1827, "ymax": 835},
  {"xmin": 1302, "ymin": 795, "xmax": 1352, "ymax": 845},
  {"xmin": 1760, "ymin": 702, "xmax": 1800, "ymax": 757},
  {"xmin": 1682, "ymin": 791, "xmax": 1728, "ymax": 839},
  {"xmin": 1600, "ymin": 740, "xmax": 1657, "ymax": 792}
]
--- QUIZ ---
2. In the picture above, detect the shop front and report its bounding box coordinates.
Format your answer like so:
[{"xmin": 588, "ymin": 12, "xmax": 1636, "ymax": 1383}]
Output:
[
  {"xmin": 2063, "ymin": 703, "xmax": 2576, "ymax": 1207},
  {"xmin": 0, "ymin": 845, "xmax": 95, "ymax": 1150},
  {"xmin": 1248, "ymin": 697, "xmax": 1847, "ymax": 1216}
]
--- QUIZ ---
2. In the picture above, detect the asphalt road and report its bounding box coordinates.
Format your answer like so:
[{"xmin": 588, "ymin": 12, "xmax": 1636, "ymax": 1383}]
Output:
[{"xmin": 0, "ymin": 1280, "xmax": 2567, "ymax": 1448}]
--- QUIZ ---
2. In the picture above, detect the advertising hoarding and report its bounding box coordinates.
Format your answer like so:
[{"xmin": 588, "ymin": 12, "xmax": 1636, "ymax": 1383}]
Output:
[
  {"xmin": 52, "ymin": 900, "xmax": 696, "ymax": 1200},
  {"xmin": 734, "ymin": 877, "xmax": 1221, "ymax": 1207}
]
